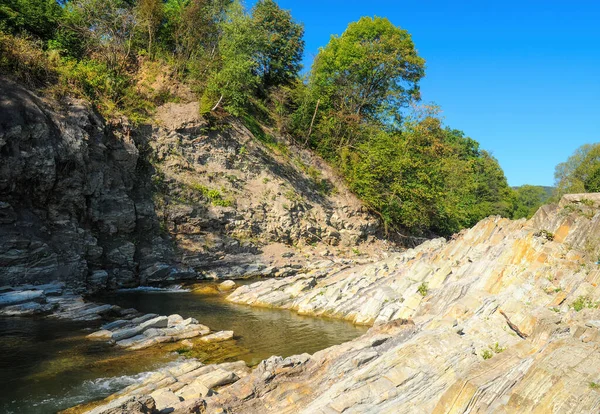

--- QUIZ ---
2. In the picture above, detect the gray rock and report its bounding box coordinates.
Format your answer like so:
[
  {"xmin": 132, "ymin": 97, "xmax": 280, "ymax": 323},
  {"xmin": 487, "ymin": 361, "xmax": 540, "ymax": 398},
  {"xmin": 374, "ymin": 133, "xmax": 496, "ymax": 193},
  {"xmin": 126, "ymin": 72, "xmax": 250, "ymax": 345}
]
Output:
[
  {"xmin": 0, "ymin": 290, "xmax": 45, "ymax": 307},
  {"xmin": 85, "ymin": 395, "xmax": 156, "ymax": 414}
]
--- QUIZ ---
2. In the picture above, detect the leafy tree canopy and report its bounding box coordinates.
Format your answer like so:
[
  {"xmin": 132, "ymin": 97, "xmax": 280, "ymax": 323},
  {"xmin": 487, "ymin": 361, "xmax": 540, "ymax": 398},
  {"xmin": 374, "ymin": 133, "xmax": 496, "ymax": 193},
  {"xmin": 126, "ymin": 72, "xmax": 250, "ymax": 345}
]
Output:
[
  {"xmin": 554, "ymin": 143, "xmax": 600, "ymax": 198},
  {"xmin": 311, "ymin": 16, "xmax": 425, "ymax": 124}
]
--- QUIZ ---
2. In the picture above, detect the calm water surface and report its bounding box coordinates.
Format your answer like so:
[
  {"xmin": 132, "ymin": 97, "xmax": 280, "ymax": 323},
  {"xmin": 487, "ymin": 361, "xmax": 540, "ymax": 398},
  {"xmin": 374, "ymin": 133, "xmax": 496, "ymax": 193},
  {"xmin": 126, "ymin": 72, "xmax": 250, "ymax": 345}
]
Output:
[{"xmin": 0, "ymin": 285, "xmax": 367, "ymax": 413}]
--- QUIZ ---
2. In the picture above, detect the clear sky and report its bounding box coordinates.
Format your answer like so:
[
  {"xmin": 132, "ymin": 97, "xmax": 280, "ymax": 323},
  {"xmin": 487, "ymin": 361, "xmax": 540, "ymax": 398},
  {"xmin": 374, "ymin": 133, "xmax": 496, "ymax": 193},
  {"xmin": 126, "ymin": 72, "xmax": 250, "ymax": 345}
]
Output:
[{"xmin": 250, "ymin": 0, "xmax": 600, "ymax": 187}]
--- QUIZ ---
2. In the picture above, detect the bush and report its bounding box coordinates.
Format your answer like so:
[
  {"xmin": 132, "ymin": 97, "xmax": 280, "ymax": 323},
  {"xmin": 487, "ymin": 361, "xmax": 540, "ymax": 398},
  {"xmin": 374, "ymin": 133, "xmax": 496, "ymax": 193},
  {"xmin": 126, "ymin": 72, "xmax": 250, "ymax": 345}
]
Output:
[
  {"xmin": 572, "ymin": 296, "xmax": 598, "ymax": 312},
  {"xmin": 0, "ymin": 32, "xmax": 54, "ymax": 85}
]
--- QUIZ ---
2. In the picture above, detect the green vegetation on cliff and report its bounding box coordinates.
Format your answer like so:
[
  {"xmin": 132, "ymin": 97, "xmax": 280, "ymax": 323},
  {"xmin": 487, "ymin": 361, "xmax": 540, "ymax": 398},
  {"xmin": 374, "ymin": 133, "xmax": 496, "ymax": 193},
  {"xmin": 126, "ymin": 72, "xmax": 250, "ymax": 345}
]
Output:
[{"xmin": 0, "ymin": 0, "xmax": 555, "ymax": 237}]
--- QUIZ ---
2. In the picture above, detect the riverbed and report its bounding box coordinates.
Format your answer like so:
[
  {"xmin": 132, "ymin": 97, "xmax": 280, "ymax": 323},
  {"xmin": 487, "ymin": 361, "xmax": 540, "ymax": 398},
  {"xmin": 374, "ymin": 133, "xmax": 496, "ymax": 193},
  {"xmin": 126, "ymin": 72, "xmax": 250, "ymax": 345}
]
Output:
[{"xmin": 0, "ymin": 285, "xmax": 367, "ymax": 413}]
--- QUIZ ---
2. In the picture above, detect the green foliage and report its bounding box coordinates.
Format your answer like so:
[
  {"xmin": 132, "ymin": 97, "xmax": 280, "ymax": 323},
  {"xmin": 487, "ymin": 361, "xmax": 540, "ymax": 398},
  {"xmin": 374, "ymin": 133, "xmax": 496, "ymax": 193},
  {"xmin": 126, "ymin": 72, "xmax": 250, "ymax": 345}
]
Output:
[
  {"xmin": 481, "ymin": 343, "xmax": 505, "ymax": 360},
  {"xmin": 62, "ymin": 0, "xmax": 137, "ymax": 70},
  {"xmin": 340, "ymin": 110, "xmax": 512, "ymax": 236},
  {"xmin": 572, "ymin": 295, "xmax": 598, "ymax": 312},
  {"xmin": 190, "ymin": 182, "xmax": 233, "ymax": 207},
  {"xmin": 417, "ymin": 282, "xmax": 428, "ymax": 297},
  {"xmin": 135, "ymin": 0, "xmax": 164, "ymax": 54},
  {"xmin": 511, "ymin": 185, "xmax": 552, "ymax": 219},
  {"xmin": 310, "ymin": 16, "xmax": 425, "ymax": 125},
  {"xmin": 0, "ymin": 0, "xmax": 63, "ymax": 41},
  {"xmin": 481, "ymin": 349, "xmax": 493, "ymax": 360},
  {"xmin": 491, "ymin": 342, "xmax": 505, "ymax": 354},
  {"xmin": 203, "ymin": 0, "xmax": 259, "ymax": 116},
  {"xmin": 0, "ymin": 31, "xmax": 52, "ymax": 85},
  {"xmin": 554, "ymin": 143, "xmax": 600, "ymax": 199},
  {"xmin": 534, "ymin": 230, "xmax": 554, "ymax": 241},
  {"xmin": 590, "ymin": 382, "xmax": 600, "ymax": 390},
  {"xmin": 251, "ymin": 0, "xmax": 304, "ymax": 90}
]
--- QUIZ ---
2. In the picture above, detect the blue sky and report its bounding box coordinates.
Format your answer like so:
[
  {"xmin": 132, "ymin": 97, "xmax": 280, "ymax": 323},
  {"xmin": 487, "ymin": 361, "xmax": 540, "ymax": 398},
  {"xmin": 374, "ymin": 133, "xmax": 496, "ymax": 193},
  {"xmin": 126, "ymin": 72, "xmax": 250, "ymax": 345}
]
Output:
[{"xmin": 251, "ymin": 0, "xmax": 600, "ymax": 186}]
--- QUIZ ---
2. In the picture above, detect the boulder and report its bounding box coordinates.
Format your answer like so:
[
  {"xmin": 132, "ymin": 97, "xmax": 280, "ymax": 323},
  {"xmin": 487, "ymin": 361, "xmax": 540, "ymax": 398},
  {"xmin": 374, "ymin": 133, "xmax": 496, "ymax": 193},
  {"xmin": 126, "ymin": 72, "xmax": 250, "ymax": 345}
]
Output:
[
  {"xmin": 149, "ymin": 389, "xmax": 181, "ymax": 412},
  {"xmin": 85, "ymin": 395, "xmax": 156, "ymax": 414},
  {"xmin": 218, "ymin": 280, "xmax": 236, "ymax": 292}
]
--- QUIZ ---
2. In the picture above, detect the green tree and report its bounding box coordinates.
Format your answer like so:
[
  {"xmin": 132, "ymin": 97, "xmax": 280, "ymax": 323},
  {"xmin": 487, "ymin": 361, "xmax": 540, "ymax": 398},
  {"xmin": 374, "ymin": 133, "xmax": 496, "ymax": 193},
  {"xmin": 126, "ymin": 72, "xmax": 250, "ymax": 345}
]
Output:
[
  {"xmin": 62, "ymin": 0, "xmax": 137, "ymax": 70},
  {"xmin": 340, "ymin": 108, "xmax": 512, "ymax": 236},
  {"xmin": 201, "ymin": 0, "xmax": 258, "ymax": 115},
  {"xmin": 554, "ymin": 143, "xmax": 600, "ymax": 198},
  {"xmin": 0, "ymin": 0, "xmax": 63, "ymax": 41},
  {"xmin": 511, "ymin": 185, "xmax": 550, "ymax": 219},
  {"xmin": 136, "ymin": 0, "xmax": 164, "ymax": 54},
  {"xmin": 310, "ymin": 16, "xmax": 425, "ymax": 125},
  {"xmin": 251, "ymin": 0, "xmax": 304, "ymax": 90}
]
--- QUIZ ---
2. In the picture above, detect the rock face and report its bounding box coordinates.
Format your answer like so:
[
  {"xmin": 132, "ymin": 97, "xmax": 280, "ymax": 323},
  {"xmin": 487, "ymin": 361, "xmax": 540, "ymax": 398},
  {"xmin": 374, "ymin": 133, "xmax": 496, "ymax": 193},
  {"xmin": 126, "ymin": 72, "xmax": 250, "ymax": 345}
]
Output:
[
  {"xmin": 149, "ymin": 102, "xmax": 384, "ymax": 278},
  {"xmin": 203, "ymin": 193, "xmax": 600, "ymax": 413},
  {"xmin": 0, "ymin": 80, "xmax": 383, "ymax": 291},
  {"xmin": 0, "ymin": 78, "xmax": 179, "ymax": 291}
]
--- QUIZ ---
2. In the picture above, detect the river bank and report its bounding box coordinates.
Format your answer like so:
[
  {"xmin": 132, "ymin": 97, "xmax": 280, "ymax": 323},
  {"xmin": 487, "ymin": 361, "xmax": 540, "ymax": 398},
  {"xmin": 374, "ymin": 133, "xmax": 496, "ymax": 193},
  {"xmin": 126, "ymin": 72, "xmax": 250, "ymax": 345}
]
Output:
[{"xmin": 0, "ymin": 283, "xmax": 366, "ymax": 413}]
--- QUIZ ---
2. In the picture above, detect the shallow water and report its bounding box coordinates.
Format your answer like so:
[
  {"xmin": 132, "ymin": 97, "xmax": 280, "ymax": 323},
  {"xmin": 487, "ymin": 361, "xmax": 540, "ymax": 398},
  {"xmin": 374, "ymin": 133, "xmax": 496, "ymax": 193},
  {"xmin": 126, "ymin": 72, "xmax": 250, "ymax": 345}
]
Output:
[
  {"xmin": 0, "ymin": 285, "xmax": 367, "ymax": 413},
  {"xmin": 98, "ymin": 285, "xmax": 369, "ymax": 365}
]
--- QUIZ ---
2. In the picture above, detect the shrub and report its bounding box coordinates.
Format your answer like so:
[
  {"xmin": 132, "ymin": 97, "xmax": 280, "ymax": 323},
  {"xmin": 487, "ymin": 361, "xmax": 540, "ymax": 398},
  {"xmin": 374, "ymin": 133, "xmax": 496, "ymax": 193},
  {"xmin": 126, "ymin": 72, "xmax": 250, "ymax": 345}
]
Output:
[
  {"xmin": 572, "ymin": 295, "xmax": 598, "ymax": 312},
  {"xmin": 534, "ymin": 230, "xmax": 554, "ymax": 241},
  {"xmin": 417, "ymin": 282, "xmax": 429, "ymax": 297},
  {"xmin": 0, "ymin": 32, "xmax": 54, "ymax": 85}
]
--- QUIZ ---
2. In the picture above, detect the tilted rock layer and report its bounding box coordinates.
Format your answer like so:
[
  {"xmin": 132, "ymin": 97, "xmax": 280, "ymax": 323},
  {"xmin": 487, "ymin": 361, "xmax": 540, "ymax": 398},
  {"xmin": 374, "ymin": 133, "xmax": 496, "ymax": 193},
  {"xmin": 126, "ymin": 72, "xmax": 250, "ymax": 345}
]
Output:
[{"xmin": 210, "ymin": 194, "xmax": 600, "ymax": 413}]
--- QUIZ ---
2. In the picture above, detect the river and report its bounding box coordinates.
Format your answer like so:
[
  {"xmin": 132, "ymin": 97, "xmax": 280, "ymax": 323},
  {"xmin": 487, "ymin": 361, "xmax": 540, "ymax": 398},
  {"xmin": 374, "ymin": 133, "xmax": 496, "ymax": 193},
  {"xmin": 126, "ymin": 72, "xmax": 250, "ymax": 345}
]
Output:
[{"xmin": 0, "ymin": 284, "xmax": 367, "ymax": 413}]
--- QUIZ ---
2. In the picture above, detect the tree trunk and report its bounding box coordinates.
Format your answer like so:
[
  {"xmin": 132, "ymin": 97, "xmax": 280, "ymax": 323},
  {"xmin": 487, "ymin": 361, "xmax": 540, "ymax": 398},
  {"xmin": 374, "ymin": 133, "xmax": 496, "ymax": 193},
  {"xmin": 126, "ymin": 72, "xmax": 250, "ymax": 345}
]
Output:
[{"xmin": 304, "ymin": 99, "xmax": 320, "ymax": 146}]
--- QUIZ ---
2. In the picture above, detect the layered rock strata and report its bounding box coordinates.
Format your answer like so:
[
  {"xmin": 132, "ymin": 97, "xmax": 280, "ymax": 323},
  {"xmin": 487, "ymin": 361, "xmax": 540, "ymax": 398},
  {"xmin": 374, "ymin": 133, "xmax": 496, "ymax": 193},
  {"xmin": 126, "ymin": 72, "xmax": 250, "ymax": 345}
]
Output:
[
  {"xmin": 200, "ymin": 194, "xmax": 600, "ymax": 412},
  {"xmin": 87, "ymin": 313, "xmax": 233, "ymax": 351},
  {"xmin": 82, "ymin": 359, "xmax": 251, "ymax": 414}
]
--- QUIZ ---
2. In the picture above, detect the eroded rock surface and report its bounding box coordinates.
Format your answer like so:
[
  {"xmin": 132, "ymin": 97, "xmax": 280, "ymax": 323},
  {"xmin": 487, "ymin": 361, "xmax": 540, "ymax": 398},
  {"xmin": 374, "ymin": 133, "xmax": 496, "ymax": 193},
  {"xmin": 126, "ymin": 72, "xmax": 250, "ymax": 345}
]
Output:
[
  {"xmin": 0, "ymin": 80, "xmax": 385, "ymax": 292},
  {"xmin": 207, "ymin": 193, "xmax": 600, "ymax": 413},
  {"xmin": 82, "ymin": 359, "xmax": 251, "ymax": 414},
  {"xmin": 87, "ymin": 312, "xmax": 233, "ymax": 351}
]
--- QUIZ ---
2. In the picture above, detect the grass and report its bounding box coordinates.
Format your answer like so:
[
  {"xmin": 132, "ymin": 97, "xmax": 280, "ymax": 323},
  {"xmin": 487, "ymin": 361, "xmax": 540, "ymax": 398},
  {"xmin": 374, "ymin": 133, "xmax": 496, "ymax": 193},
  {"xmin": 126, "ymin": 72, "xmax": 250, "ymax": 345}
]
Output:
[
  {"xmin": 189, "ymin": 182, "xmax": 233, "ymax": 207},
  {"xmin": 481, "ymin": 349, "xmax": 493, "ymax": 360},
  {"xmin": 481, "ymin": 342, "xmax": 505, "ymax": 360},
  {"xmin": 417, "ymin": 282, "xmax": 429, "ymax": 297},
  {"xmin": 283, "ymin": 189, "xmax": 303, "ymax": 203},
  {"xmin": 241, "ymin": 114, "xmax": 290, "ymax": 157},
  {"xmin": 534, "ymin": 230, "xmax": 555, "ymax": 241},
  {"xmin": 590, "ymin": 382, "xmax": 600, "ymax": 389},
  {"xmin": 571, "ymin": 295, "xmax": 599, "ymax": 312}
]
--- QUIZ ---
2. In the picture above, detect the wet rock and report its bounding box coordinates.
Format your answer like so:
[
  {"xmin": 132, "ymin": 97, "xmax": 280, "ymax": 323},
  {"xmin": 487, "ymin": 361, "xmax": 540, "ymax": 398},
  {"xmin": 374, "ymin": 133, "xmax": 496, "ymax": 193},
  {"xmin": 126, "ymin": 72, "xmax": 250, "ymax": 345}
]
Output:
[
  {"xmin": 85, "ymin": 395, "xmax": 157, "ymax": 414},
  {"xmin": 218, "ymin": 280, "xmax": 236, "ymax": 291},
  {"xmin": 198, "ymin": 331, "xmax": 234, "ymax": 343},
  {"xmin": 0, "ymin": 290, "xmax": 45, "ymax": 307}
]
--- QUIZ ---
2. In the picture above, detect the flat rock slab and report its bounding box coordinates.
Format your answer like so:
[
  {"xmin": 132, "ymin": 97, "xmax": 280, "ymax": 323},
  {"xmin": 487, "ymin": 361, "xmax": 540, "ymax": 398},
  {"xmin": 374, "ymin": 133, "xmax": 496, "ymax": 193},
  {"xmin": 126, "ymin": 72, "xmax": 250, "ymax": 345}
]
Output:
[
  {"xmin": 199, "ymin": 331, "xmax": 234, "ymax": 343},
  {"xmin": 0, "ymin": 290, "xmax": 45, "ymax": 307}
]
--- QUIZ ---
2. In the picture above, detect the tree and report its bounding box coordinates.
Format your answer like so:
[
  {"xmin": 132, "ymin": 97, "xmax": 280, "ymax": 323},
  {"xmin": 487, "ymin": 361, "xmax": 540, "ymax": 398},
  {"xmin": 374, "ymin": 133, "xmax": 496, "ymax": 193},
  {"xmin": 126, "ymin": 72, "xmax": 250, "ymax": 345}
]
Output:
[
  {"xmin": 340, "ymin": 107, "xmax": 513, "ymax": 236},
  {"xmin": 554, "ymin": 143, "xmax": 600, "ymax": 198},
  {"xmin": 0, "ymin": 0, "xmax": 63, "ymax": 41},
  {"xmin": 251, "ymin": 0, "xmax": 304, "ymax": 90},
  {"xmin": 511, "ymin": 185, "xmax": 550, "ymax": 219},
  {"xmin": 310, "ymin": 16, "xmax": 425, "ymax": 125},
  {"xmin": 201, "ymin": 0, "xmax": 259, "ymax": 115},
  {"xmin": 136, "ymin": 0, "xmax": 163, "ymax": 54},
  {"xmin": 63, "ymin": 0, "xmax": 137, "ymax": 70}
]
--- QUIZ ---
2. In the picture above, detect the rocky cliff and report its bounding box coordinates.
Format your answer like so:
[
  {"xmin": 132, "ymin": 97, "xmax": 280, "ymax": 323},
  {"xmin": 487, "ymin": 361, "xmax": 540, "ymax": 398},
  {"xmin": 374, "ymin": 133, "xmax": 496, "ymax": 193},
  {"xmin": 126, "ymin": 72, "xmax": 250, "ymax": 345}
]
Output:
[
  {"xmin": 192, "ymin": 193, "xmax": 600, "ymax": 413},
  {"xmin": 81, "ymin": 193, "xmax": 600, "ymax": 413},
  {"xmin": 0, "ymin": 79, "xmax": 382, "ymax": 292}
]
